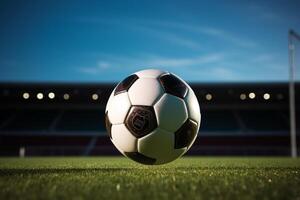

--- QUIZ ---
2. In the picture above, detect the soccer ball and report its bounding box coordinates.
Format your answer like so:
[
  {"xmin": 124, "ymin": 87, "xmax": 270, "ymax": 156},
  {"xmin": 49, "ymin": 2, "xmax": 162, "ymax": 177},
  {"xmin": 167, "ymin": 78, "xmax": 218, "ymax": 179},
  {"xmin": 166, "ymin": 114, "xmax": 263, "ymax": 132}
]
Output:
[{"xmin": 105, "ymin": 69, "xmax": 201, "ymax": 165}]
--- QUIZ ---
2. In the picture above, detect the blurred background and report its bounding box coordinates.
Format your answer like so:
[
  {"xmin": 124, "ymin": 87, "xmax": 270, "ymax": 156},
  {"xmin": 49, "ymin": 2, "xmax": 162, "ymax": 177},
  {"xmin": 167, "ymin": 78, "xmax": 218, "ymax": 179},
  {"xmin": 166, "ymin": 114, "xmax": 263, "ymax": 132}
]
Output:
[{"xmin": 0, "ymin": 0, "xmax": 299, "ymax": 156}]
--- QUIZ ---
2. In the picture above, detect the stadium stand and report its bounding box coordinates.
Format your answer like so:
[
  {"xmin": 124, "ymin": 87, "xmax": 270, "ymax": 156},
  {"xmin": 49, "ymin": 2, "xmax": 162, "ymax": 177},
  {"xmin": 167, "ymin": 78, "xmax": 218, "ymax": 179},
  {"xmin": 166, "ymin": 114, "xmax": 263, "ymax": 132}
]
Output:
[
  {"xmin": 201, "ymin": 110, "xmax": 239, "ymax": 133},
  {"xmin": 56, "ymin": 109, "xmax": 105, "ymax": 132},
  {"xmin": 239, "ymin": 110, "xmax": 289, "ymax": 132},
  {"xmin": 2, "ymin": 109, "xmax": 59, "ymax": 131},
  {"xmin": 0, "ymin": 83, "xmax": 299, "ymax": 156}
]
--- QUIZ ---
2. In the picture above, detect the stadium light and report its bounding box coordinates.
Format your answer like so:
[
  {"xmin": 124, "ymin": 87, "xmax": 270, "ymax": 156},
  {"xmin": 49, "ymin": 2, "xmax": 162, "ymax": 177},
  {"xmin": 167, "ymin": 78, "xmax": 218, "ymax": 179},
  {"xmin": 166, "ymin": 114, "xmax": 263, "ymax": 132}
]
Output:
[
  {"xmin": 37, "ymin": 93, "xmax": 44, "ymax": 100},
  {"xmin": 205, "ymin": 93, "xmax": 212, "ymax": 101},
  {"xmin": 249, "ymin": 92, "xmax": 255, "ymax": 99},
  {"xmin": 263, "ymin": 93, "xmax": 270, "ymax": 100},
  {"xmin": 48, "ymin": 92, "xmax": 55, "ymax": 99},
  {"xmin": 240, "ymin": 93, "xmax": 246, "ymax": 100},
  {"xmin": 92, "ymin": 93, "xmax": 99, "ymax": 100},
  {"xmin": 63, "ymin": 93, "xmax": 70, "ymax": 100},
  {"xmin": 22, "ymin": 92, "xmax": 30, "ymax": 99}
]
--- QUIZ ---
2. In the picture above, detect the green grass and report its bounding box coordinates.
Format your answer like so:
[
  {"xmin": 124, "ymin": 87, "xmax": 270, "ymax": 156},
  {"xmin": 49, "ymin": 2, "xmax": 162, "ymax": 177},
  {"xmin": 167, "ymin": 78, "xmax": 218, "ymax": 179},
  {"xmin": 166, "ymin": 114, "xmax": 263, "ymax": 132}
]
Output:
[{"xmin": 0, "ymin": 157, "xmax": 300, "ymax": 200}]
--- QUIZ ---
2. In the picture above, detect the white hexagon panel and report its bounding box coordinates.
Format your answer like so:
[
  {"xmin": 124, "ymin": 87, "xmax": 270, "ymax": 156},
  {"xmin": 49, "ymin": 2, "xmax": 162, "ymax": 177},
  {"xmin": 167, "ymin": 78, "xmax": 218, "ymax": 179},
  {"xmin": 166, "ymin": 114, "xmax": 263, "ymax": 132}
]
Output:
[
  {"xmin": 135, "ymin": 69, "xmax": 167, "ymax": 79},
  {"xmin": 106, "ymin": 92, "xmax": 131, "ymax": 125},
  {"xmin": 184, "ymin": 87, "xmax": 201, "ymax": 124},
  {"xmin": 128, "ymin": 78, "xmax": 164, "ymax": 106},
  {"xmin": 111, "ymin": 124, "xmax": 137, "ymax": 153},
  {"xmin": 154, "ymin": 94, "xmax": 188, "ymax": 132}
]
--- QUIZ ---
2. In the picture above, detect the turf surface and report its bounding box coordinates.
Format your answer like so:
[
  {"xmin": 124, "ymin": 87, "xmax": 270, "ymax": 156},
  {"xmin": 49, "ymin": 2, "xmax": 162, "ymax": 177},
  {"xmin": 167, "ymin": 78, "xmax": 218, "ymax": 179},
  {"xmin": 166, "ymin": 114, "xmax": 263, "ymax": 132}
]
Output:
[{"xmin": 0, "ymin": 157, "xmax": 300, "ymax": 200}]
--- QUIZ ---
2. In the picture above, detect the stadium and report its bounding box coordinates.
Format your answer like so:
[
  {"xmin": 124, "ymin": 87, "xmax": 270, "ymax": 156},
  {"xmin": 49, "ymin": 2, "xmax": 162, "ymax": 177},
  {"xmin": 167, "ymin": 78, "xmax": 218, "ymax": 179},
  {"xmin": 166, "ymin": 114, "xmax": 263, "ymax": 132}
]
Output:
[
  {"xmin": 0, "ymin": 1, "xmax": 300, "ymax": 200},
  {"xmin": 0, "ymin": 82, "xmax": 299, "ymax": 156}
]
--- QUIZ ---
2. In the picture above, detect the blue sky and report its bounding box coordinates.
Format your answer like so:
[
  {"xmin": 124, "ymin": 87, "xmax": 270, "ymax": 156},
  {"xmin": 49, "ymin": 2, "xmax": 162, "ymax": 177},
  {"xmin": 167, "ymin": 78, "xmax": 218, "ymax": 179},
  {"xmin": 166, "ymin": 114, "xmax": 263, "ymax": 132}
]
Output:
[{"xmin": 0, "ymin": 0, "xmax": 300, "ymax": 82}]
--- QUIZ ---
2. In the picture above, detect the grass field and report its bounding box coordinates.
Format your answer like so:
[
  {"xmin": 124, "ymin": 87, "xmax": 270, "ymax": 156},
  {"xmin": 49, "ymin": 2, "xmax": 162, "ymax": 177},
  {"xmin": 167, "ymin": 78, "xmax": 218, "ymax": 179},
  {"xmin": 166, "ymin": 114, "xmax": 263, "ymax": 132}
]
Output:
[{"xmin": 0, "ymin": 157, "xmax": 300, "ymax": 200}]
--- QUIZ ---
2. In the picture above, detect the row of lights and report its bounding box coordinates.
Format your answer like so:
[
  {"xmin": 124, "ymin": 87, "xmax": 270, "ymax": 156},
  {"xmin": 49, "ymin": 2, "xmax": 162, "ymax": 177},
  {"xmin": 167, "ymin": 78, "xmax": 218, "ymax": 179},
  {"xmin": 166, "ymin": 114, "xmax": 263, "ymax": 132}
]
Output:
[
  {"xmin": 22, "ymin": 92, "xmax": 99, "ymax": 101},
  {"xmin": 241, "ymin": 92, "xmax": 271, "ymax": 100},
  {"xmin": 205, "ymin": 92, "xmax": 272, "ymax": 101},
  {"xmin": 22, "ymin": 92, "xmax": 274, "ymax": 101}
]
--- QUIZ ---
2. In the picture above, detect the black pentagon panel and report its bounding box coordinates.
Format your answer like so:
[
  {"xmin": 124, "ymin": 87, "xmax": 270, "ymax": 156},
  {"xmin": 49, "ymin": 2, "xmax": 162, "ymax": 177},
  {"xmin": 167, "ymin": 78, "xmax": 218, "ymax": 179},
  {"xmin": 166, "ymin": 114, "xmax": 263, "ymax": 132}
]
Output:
[
  {"xmin": 114, "ymin": 74, "xmax": 139, "ymax": 96},
  {"xmin": 124, "ymin": 152, "xmax": 156, "ymax": 165},
  {"xmin": 174, "ymin": 119, "xmax": 198, "ymax": 149},
  {"xmin": 125, "ymin": 106, "xmax": 157, "ymax": 138},
  {"xmin": 159, "ymin": 73, "xmax": 188, "ymax": 99},
  {"xmin": 105, "ymin": 112, "xmax": 112, "ymax": 138}
]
